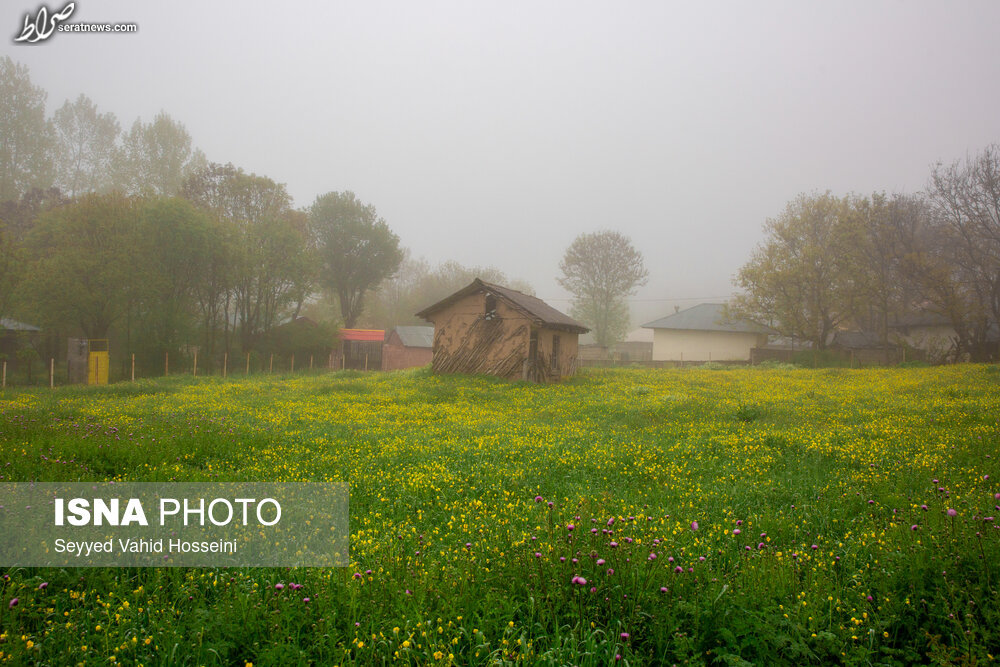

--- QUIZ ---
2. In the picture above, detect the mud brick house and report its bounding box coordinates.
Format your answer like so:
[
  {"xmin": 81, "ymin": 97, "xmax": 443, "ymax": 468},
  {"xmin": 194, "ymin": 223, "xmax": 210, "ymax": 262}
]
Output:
[
  {"xmin": 415, "ymin": 279, "xmax": 589, "ymax": 382},
  {"xmin": 382, "ymin": 325, "xmax": 434, "ymax": 370}
]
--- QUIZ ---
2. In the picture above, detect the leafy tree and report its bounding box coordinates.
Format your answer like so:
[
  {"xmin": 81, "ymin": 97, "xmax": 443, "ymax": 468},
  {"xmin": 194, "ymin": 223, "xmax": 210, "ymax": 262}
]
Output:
[
  {"xmin": 53, "ymin": 94, "xmax": 120, "ymax": 197},
  {"xmin": 558, "ymin": 230, "xmax": 648, "ymax": 347},
  {"xmin": 22, "ymin": 192, "xmax": 139, "ymax": 338},
  {"xmin": 130, "ymin": 197, "xmax": 216, "ymax": 361},
  {"xmin": 0, "ymin": 57, "xmax": 55, "ymax": 202},
  {"xmin": 115, "ymin": 112, "xmax": 206, "ymax": 196},
  {"xmin": 309, "ymin": 191, "xmax": 402, "ymax": 328},
  {"xmin": 0, "ymin": 187, "xmax": 68, "ymax": 319},
  {"xmin": 732, "ymin": 192, "xmax": 858, "ymax": 349},
  {"xmin": 182, "ymin": 163, "xmax": 310, "ymax": 351}
]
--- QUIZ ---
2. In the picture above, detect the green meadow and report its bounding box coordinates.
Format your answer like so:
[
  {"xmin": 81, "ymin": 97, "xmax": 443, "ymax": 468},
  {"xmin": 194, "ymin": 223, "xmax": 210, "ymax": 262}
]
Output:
[{"xmin": 1, "ymin": 365, "xmax": 998, "ymax": 665}]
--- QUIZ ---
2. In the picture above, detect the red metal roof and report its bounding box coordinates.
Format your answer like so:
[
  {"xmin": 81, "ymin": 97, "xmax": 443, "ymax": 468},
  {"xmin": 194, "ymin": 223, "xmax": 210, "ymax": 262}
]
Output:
[{"xmin": 339, "ymin": 328, "xmax": 385, "ymax": 342}]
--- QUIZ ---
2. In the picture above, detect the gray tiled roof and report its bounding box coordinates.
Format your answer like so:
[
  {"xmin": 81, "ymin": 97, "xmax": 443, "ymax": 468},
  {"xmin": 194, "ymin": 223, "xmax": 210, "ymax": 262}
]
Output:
[
  {"xmin": 642, "ymin": 303, "xmax": 773, "ymax": 334},
  {"xmin": 0, "ymin": 317, "xmax": 40, "ymax": 332},
  {"xmin": 394, "ymin": 325, "xmax": 434, "ymax": 348}
]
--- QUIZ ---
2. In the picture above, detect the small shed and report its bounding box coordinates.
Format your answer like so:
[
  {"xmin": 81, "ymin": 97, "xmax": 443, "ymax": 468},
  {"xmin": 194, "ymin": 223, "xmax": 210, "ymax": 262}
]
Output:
[
  {"xmin": 383, "ymin": 325, "xmax": 433, "ymax": 371},
  {"xmin": 642, "ymin": 303, "xmax": 773, "ymax": 362},
  {"xmin": 338, "ymin": 329, "xmax": 384, "ymax": 370},
  {"xmin": 415, "ymin": 278, "xmax": 589, "ymax": 382}
]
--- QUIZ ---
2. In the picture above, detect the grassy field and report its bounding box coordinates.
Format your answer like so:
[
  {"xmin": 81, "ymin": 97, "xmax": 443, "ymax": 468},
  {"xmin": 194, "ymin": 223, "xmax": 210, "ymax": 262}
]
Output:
[{"xmin": 0, "ymin": 365, "xmax": 998, "ymax": 665}]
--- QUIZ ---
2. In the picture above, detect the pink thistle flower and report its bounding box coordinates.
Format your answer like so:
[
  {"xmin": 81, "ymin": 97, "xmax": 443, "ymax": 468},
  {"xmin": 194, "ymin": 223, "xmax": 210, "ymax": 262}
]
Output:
[
  {"xmin": 733, "ymin": 529, "xmax": 741, "ymax": 535},
  {"xmin": 947, "ymin": 508, "xmax": 957, "ymax": 517},
  {"xmin": 660, "ymin": 586, "xmax": 668, "ymax": 593},
  {"xmin": 597, "ymin": 559, "xmax": 605, "ymax": 566},
  {"xmin": 620, "ymin": 632, "xmax": 630, "ymax": 639},
  {"xmin": 8, "ymin": 598, "xmax": 17, "ymax": 609},
  {"xmin": 691, "ymin": 521, "xmax": 699, "ymax": 531},
  {"xmin": 303, "ymin": 597, "xmax": 310, "ymax": 603},
  {"xmin": 38, "ymin": 582, "xmax": 48, "ymax": 590},
  {"xmin": 534, "ymin": 552, "xmax": 542, "ymax": 558},
  {"xmin": 567, "ymin": 524, "xmax": 575, "ymax": 531},
  {"xmin": 674, "ymin": 566, "xmax": 683, "ymax": 573},
  {"xmin": 571, "ymin": 576, "xmax": 587, "ymax": 586},
  {"xmin": 534, "ymin": 496, "xmax": 543, "ymax": 502},
  {"xmin": 607, "ymin": 568, "xmax": 614, "ymax": 575},
  {"xmin": 275, "ymin": 583, "xmax": 285, "ymax": 590},
  {"xmin": 911, "ymin": 525, "xmax": 919, "ymax": 531}
]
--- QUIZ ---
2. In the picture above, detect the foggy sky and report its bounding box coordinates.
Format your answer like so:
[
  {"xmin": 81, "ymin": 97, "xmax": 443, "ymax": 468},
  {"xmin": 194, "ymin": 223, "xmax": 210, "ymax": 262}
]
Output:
[{"xmin": 9, "ymin": 0, "xmax": 1000, "ymax": 328}]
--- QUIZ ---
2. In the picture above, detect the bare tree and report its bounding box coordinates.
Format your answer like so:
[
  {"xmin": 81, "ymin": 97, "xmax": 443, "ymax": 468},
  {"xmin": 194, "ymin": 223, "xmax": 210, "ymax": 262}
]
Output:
[{"xmin": 928, "ymin": 145, "xmax": 1000, "ymax": 360}]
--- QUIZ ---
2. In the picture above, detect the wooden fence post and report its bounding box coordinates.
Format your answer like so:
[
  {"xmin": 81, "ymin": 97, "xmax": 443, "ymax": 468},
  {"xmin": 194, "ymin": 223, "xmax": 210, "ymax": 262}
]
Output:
[
  {"xmin": 269, "ymin": 354, "xmax": 273, "ymax": 374},
  {"xmin": 1, "ymin": 360, "xmax": 5, "ymax": 388},
  {"xmin": 165, "ymin": 351, "xmax": 169, "ymax": 376},
  {"xmin": 309, "ymin": 355, "xmax": 313, "ymax": 370},
  {"xmin": 50, "ymin": 358, "xmax": 55, "ymax": 389},
  {"xmin": 291, "ymin": 353, "xmax": 295, "ymax": 373},
  {"xmin": 131, "ymin": 353, "xmax": 135, "ymax": 382},
  {"xmin": 246, "ymin": 352, "xmax": 250, "ymax": 375},
  {"xmin": 223, "ymin": 352, "xmax": 228, "ymax": 378},
  {"xmin": 193, "ymin": 349, "xmax": 198, "ymax": 377}
]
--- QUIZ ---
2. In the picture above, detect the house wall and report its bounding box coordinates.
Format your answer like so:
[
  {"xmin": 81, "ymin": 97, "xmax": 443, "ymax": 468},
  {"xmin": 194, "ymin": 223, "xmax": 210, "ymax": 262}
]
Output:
[
  {"xmin": 651, "ymin": 329, "xmax": 767, "ymax": 362},
  {"xmin": 382, "ymin": 331, "xmax": 433, "ymax": 370},
  {"xmin": 531, "ymin": 327, "xmax": 580, "ymax": 381},
  {"xmin": 425, "ymin": 292, "xmax": 532, "ymax": 380}
]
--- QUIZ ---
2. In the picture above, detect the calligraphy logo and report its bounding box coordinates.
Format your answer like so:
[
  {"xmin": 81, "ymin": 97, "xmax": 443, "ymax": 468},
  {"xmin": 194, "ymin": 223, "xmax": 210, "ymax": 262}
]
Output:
[{"xmin": 14, "ymin": 2, "xmax": 74, "ymax": 43}]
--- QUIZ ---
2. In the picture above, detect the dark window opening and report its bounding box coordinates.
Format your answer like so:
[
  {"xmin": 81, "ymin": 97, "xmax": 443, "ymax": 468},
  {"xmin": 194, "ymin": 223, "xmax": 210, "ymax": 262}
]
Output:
[
  {"xmin": 485, "ymin": 294, "xmax": 497, "ymax": 320},
  {"xmin": 528, "ymin": 331, "xmax": 538, "ymax": 362},
  {"xmin": 551, "ymin": 334, "xmax": 560, "ymax": 373}
]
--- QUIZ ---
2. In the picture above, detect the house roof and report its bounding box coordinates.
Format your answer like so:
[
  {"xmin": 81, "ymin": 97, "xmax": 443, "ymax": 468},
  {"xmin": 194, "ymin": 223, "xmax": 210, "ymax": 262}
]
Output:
[
  {"xmin": 642, "ymin": 303, "xmax": 774, "ymax": 335},
  {"xmin": 0, "ymin": 317, "xmax": 40, "ymax": 332},
  {"xmin": 393, "ymin": 325, "xmax": 434, "ymax": 348},
  {"xmin": 339, "ymin": 328, "xmax": 385, "ymax": 342},
  {"xmin": 416, "ymin": 278, "xmax": 589, "ymax": 334}
]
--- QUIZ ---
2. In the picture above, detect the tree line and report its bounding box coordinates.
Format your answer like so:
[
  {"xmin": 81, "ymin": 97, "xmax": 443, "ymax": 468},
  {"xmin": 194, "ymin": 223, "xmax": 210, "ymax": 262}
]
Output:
[
  {"xmin": 732, "ymin": 144, "xmax": 1000, "ymax": 362},
  {"xmin": 0, "ymin": 56, "xmax": 526, "ymax": 373},
  {"xmin": 1, "ymin": 55, "xmax": 653, "ymax": 376}
]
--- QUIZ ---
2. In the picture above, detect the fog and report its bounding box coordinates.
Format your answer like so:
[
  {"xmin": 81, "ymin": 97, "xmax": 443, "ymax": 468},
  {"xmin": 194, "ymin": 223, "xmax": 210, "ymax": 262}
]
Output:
[{"xmin": 10, "ymin": 0, "xmax": 1000, "ymax": 326}]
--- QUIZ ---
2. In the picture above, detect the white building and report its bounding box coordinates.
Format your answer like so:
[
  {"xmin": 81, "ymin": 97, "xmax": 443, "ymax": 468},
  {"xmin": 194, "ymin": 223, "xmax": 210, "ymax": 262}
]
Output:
[{"xmin": 642, "ymin": 303, "xmax": 773, "ymax": 362}]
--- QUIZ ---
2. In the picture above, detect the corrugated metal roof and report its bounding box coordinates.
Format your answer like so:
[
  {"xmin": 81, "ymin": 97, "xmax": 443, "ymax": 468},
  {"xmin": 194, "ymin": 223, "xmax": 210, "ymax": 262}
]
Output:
[
  {"xmin": 642, "ymin": 303, "xmax": 774, "ymax": 334},
  {"xmin": 0, "ymin": 318, "xmax": 40, "ymax": 332},
  {"xmin": 394, "ymin": 325, "xmax": 434, "ymax": 348},
  {"xmin": 416, "ymin": 278, "xmax": 589, "ymax": 334},
  {"xmin": 339, "ymin": 328, "xmax": 385, "ymax": 342}
]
